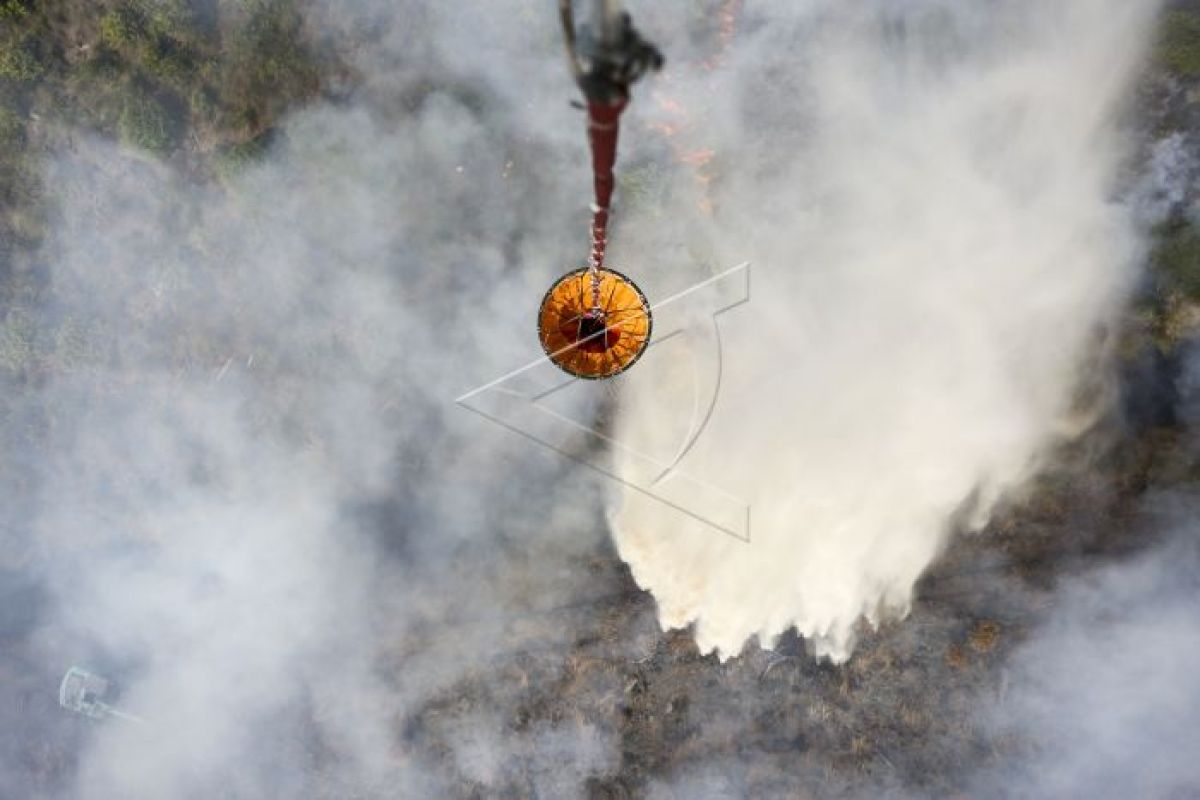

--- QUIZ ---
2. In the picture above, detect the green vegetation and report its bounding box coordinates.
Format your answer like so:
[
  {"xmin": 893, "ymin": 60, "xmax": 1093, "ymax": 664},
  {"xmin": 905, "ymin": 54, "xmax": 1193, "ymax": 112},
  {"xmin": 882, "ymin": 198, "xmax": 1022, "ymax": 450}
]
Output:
[
  {"xmin": 0, "ymin": 0, "xmax": 336, "ymax": 264},
  {"xmin": 1157, "ymin": 10, "xmax": 1200, "ymax": 77},
  {"xmin": 117, "ymin": 90, "xmax": 172, "ymax": 153},
  {"xmin": 1138, "ymin": 11, "xmax": 1200, "ymax": 354},
  {"xmin": 0, "ymin": 37, "xmax": 43, "ymax": 81},
  {"xmin": 214, "ymin": 130, "xmax": 274, "ymax": 182},
  {"xmin": 1123, "ymin": 216, "xmax": 1200, "ymax": 358},
  {"xmin": 0, "ymin": 1, "xmax": 29, "ymax": 21},
  {"xmin": 1151, "ymin": 217, "xmax": 1200, "ymax": 303},
  {"xmin": 0, "ymin": 0, "xmax": 341, "ymax": 369},
  {"xmin": 0, "ymin": 0, "xmax": 331, "ymax": 162},
  {"xmin": 99, "ymin": 7, "xmax": 146, "ymax": 49},
  {"xmin": 0, "ymin": 104, "xmax": 22, "ymax": 145},
  {"xmin": 221, "ymin": 0, "xmax": 320, "ymax": 134}
]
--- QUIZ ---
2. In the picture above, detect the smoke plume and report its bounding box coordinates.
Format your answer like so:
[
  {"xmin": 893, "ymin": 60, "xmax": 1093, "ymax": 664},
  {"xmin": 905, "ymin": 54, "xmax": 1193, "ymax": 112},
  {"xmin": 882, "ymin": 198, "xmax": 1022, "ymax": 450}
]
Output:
[
  {"xmin": 969, "ymin": 494, "xmax": 1200, "ymax": 799},
  {"xmin": 610, "ymin": 0, "xmax": 1163, "ymax": 660},
  {"xmin": 3, "ymin": 3, "xmax": 627, "ymax": 796},
  {"xmin": 0, "ymin": 1, "xmax": 1176, "ymax": 797}
]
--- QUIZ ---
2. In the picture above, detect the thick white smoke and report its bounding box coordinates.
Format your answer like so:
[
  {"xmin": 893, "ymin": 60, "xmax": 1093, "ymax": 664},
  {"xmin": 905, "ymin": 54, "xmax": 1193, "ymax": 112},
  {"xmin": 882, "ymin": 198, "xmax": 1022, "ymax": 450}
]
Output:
[
  {"xmin": 8, "ymin": 4, "xmax": 628, "ymax": 796},
  {"xmin": 611, "ymin": 0, "xmax": 1162, "ymax": 660},
  {"xmin": 1, "ymin": 1, "xmax": 1174, "ymax": 796}
]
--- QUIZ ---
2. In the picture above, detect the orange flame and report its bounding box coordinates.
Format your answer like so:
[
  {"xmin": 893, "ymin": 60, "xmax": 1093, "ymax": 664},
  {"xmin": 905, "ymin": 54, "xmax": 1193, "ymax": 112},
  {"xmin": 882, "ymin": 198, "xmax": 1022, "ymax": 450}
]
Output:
[
  {"xmin": 679, "ymin": 148, "xmax": 716, "ymax": 168},
  {"xmin": 644, "ymin": 1, "xmax": 742, "ymax": 216},
  {"xmin": 703, "ymin": 0, "xmax": 743, "ymax": 70}
]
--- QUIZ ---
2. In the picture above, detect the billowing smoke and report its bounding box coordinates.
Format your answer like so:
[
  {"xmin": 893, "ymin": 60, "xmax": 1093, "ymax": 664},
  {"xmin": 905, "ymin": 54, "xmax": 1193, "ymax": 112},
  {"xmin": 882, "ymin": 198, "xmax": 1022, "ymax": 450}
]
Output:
[
  {"xmin": 969, "ymin": 493, "xmax": 1200, "ymax": 799},
  {"xmin": 0, "ymin": 0, "xmax": 1176, "ymax": 797},
  {"xmin": 610, "ymin": 0, "xmax": 1163, "ymax": 660},
  {"xmin": 4, "ymin": 3, "xmax": 630, "ymax": 796}
]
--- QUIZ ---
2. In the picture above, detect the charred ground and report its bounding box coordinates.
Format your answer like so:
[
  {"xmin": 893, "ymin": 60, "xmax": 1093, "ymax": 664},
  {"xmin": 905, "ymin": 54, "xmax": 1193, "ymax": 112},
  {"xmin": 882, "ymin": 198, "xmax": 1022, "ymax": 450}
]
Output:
[{"xmin": 2, "ymin": 2, "xmax": 1199, "ymax": 799}]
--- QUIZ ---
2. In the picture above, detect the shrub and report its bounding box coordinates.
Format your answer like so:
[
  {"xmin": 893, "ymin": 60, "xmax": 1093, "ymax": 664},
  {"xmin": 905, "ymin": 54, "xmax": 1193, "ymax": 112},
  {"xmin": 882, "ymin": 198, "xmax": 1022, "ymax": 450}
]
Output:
[
  {"xmin": 1151, "ymin": 218, "xmax": 1200, "ymax": 302},
  {"xmin": 0, "ymin": 0, "xmax": 29, "ymax": 21},
  {"xmin": 118, "ymin": 92, "xmax": 172, "ymax": 154},
  {"xmin": 141, "ymin": 0, "xmax": 196, "ymax": 42},
  {"xmin": 0, "ymin": 40, "xmax": 44, "ymax": 82},
  {"xmin": 0, "ymin": 106, "xmax": 22, "ymax": 147},
  {"xmin": 214, "ymin": 130, "xmax": 273, "ymax": 181},
  {"xmin": 100, "ymin": 7, "xmax": 147, "ymax": 49},
  {"xmin": 219, "ymin": 0, "xmax": 319, "ymax": 130},
  {"xmin": 1158, "ymin": 11, "xmax": 1200, "ymax": 77},
  {"xmin": 141, "ymin": 35, "xmax": 192, "ymax": 86}
]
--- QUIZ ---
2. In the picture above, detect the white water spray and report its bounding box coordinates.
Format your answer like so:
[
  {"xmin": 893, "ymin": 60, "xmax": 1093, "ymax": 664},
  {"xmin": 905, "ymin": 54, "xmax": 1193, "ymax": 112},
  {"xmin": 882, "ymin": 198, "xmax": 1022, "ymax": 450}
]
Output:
[{"xmin": 611, "ymin": 0, "xmax": 1161, "ymax": 661}]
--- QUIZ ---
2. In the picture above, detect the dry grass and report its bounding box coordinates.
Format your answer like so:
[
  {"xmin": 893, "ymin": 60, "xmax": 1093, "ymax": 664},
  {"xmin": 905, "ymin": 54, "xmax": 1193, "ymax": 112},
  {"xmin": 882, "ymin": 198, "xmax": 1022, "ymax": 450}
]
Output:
[{"xmin": 968, "ymin": 621, "xmax": 1000, "ymax": 654}]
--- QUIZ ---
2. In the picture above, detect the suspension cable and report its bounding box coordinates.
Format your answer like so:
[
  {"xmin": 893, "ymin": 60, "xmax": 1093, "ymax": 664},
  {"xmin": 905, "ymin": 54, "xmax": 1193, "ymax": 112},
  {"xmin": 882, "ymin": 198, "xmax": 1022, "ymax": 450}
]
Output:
[{"xmin": 558, "ymin": 0, "xmax": 662, "ymax": 315}]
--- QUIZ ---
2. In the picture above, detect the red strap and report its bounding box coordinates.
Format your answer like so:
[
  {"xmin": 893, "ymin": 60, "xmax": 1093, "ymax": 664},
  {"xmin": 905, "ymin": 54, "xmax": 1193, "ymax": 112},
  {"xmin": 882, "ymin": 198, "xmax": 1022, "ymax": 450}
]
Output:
[{"xmin": 586, "ymin": 99, "xmax": 627, "ymax": 269}]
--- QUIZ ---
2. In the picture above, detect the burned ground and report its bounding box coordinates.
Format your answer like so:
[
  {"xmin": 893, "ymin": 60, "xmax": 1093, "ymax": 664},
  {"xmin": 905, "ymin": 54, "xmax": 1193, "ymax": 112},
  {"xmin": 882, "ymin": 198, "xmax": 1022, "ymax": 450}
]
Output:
[{"xmin": 1, "ymin": 2, "xmax": 1199, "ymax": 799}]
